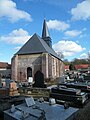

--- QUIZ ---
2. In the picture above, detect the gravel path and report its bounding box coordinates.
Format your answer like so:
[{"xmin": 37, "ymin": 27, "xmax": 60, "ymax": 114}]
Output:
[{"xmin": 73, "ymin": 100, "xmax": 90, "ymax": 120}]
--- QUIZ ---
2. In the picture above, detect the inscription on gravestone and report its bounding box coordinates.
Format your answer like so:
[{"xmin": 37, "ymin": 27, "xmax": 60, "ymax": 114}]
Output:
[{"xmin": 25, "ymin": 97, "xmax": 35, "ymax": 107}]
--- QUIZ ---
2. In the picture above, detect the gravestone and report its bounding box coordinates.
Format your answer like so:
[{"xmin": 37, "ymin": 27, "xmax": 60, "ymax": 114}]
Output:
[
  {"xmin": 58, "ymin": 76, "xmax": 65, "ymax": 84},
  {"xmin": 25, "ymin": 97, "xmax": 35, "ymax": 107},
  {"xmin": 33, "ymin": 70, "xmax": 46, "ymax": 88},
  {"xmin": 28, "ymin": 77, "xmax": 33, "ymax": 86},
  {"xmin": 10, "ymin": 104, "xmax": 15, "ymax": 113},
  {"xmin": 5, "ymin": 79, "xmax": 13, "ymax": 88},
  {"xmin": 0, "ymin": 73, "xmax": 2, "ymax": 87}
]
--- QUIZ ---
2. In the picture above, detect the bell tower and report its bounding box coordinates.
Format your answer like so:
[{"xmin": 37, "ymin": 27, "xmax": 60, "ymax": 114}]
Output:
[{"xmin": 42, "ymin": 19, "xmax": 52, "ymax": 48}]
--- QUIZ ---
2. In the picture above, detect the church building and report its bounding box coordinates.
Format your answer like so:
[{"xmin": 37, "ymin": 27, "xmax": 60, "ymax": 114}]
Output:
[{"xmin": 11, "ymin": 19, "xmax": 64, "ymax": 82}]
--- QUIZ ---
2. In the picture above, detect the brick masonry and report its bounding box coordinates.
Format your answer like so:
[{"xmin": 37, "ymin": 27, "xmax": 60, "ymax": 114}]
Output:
[{"xmin": 11, "ymin": 53, "xmax": 64, "ymax": 82}]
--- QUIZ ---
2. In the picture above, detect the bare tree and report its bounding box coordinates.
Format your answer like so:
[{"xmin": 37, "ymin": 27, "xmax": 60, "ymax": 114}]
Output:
[
  {"xmin": 88, "ymin": 52, "xmax": 90, "ymax": 59},
  {"xmin": 57, "ymin": 52, "xmax": 64, "ymax": 60},
  {"xmin": 87, "ymin": 52, "xmax": 90, "ymax": 63}
]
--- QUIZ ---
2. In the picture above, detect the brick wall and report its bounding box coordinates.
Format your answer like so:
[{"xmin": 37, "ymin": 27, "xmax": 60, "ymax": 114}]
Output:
[{"xmin": 11, "ymin": 53, "xmax": 64, "ymax": 82}]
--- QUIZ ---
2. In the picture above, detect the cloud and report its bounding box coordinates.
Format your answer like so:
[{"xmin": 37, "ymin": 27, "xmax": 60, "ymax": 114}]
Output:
[
  {"xmin": 53, "ymin": 40, "xmax": 86, "ymax": 57},
  {"xmin": 71, "ymin": 0, "xmax": 90, "ymax": 20},
  {"xmin": 79, "ymin": 53, "xmax": 88, "ymax": 59},
  {"xmin": 47, "ymin": 20, "xmax": 70, "ymax": 31},
  {"xmin": 0, "ymin": 28, "xmax": 31, "ymax": 44},
  {"xmin": 64, "ymin": 30, "xmax": 82, "ymax": 37},
  {"xmin": 0, "ymin": 0, "xmax": 32, "ymax": 22}
]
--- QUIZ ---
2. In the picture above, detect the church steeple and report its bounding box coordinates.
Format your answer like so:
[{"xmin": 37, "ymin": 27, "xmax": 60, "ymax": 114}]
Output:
[{"xmin": 42, "ymin": 19, "xmax": 52, "ymax": 48}]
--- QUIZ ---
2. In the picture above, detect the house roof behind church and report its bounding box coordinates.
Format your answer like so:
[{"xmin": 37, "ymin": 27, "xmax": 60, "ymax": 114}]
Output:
[
  {"xmin": 0, "ymin": 62, "xmax": 11, "ymax": 69},
  {"xmin": 16, "ymin": 33, "xmax": 60, "ymax": 60}
]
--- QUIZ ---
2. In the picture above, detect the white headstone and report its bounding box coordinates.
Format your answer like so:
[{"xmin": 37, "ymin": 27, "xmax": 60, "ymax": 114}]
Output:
[
  {"xmin": 49, "ymin": 98, "xmax": 56, "ymax": 105},
  {"xmin": 25, "ymin": 97, "xmax": 35, "ymax": 107},
  {"xmin": 10, "ymin": 104, "xmax": 15, "ymax": 113},
  {"xmin": 28, "ymin": 77, "xmax": 33, "ymax": 83}
]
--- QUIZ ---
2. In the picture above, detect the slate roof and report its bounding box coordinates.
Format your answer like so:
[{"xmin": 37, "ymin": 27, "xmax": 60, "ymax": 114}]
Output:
[{"xmin": 16, "ymin": 33, "xmax": 61, "ymax": 60}]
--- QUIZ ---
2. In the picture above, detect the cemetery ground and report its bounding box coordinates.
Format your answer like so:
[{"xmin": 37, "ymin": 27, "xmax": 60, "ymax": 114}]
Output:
[
  {"xmin": 73, "ymin": 99, "xmax": 90, "ymax": 120},
  {"xmin": 17, "ymin": 79, "xmax": 90, "ymax": 120},
  {"xmin": 0, "ymin": 86, "xmax": 90, "ymax": 120},
  {"xmin": 0, "ymin": 96, "xmax": 90, "ymax": 119},
  {"xmin": 1, "ymin": 96, "xmax": 90, "ymax": 120},
  {"xmin": 1, "ymin": 74, "xmax": 90, "ymax": 120}
]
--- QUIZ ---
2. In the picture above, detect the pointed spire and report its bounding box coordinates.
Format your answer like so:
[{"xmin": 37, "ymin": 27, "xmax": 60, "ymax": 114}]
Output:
[
  {"xmin": 42, "ymin": 19, "xmax": 52, "ymax": 48},
  {"xmin": 42, "ymin": 19, "xmax": 50, "ymax": 38}
]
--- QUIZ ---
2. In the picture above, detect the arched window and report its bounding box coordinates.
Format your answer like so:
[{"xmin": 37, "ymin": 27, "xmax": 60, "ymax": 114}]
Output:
[{"xmin": 27, "ymin": 67, "xmax": 32, "ymax": 79}]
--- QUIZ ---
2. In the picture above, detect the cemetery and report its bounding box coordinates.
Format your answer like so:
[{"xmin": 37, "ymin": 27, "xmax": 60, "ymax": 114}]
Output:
[
  {"xmin": 0, "ymin": 19, "xmax": 90, "ymax": 120},
  {"xmin": 4, "ymin": 97, "xmax": 78, "ymax": 120},
  {"xmin": 0, "ymin": 72, "xmax": 90, "ymax": 120}
]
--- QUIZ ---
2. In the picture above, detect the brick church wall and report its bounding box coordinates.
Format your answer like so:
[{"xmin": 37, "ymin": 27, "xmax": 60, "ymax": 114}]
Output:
[
  {"xmin": 11, "ymin": 54, "xmax": 42, "ymax": 81},
  {"xmin": 42, "ymin": 53, "xmax": 48, "ymax": 78},
  {"xmin": 11, "ymin": 53, "xmax": 64, "ymax": 82},
  {"xmin": 11, "ymin": 55, "xmax": 18, "ymax": 81},
  {"xmin": 45, "ymin": 54, "xmax": 64, "ymax": 81}
]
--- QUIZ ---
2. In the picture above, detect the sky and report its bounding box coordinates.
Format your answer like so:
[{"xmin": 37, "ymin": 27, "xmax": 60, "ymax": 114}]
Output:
[{"xmin": 0, "ymin": 0, "xmax": 90, "ymax": 63}]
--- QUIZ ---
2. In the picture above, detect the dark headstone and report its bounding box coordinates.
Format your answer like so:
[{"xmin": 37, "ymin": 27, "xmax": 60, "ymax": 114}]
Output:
[{"xmin": 33, "ymin": 70, "xmax": 46, "ymax": 88}]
